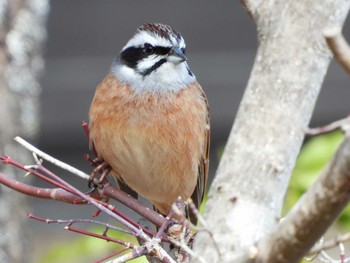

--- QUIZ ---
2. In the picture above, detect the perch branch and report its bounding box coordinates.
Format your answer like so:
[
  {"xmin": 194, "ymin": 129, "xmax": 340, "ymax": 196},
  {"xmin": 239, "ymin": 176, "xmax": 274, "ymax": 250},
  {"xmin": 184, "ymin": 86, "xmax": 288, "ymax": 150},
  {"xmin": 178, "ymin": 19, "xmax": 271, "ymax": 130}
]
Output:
[
  {"xmin": 36, "ymin": 164, "xmax": 148, "ymax": 240},
  {"xmin": 14, "ymin": 136, "xmax": 91, "ymax": 181},
  {"xmin": 325, "ymin": 29, "xmax": 350, "ymax": 75},
  {"xmin": 101, "ymin": 184, "xmax": 166, "ymax": 228},
  {"xmin": 0, "ymin": 155, "xmax": 164, "ymax": 237},
  {"xmin": 1, "ymin": 137, "xmax": 196, "ymax": 261},
  {"xmin": 0, "ymin": 172, "xmax": 87, "ymax": 204},
  {"xmin": 257, "ymin": 133, "xmax": 350, "ymax": 263},
  {"xmin": 1, "ymin": 155, "xmax": 78, "ymax": 193},
  {"xmin": 11, "ymin": 137, "xmax": 168, "ymax": 227}
]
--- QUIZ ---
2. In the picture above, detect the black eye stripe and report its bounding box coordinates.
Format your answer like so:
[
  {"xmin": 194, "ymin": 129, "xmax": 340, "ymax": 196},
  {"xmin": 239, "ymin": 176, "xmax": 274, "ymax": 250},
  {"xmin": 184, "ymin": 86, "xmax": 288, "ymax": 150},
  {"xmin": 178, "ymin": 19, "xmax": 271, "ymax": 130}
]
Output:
[
  {"xmin": 153, "ymin": 46, "xmax": 171, "ymax": 56},
  {"xmin": 120, "ymin": 47, "xmax": 144, "ymax": 68},
  {"xmin": 120, "ymin": 45, "xmax": 172, "ymax": 69}
]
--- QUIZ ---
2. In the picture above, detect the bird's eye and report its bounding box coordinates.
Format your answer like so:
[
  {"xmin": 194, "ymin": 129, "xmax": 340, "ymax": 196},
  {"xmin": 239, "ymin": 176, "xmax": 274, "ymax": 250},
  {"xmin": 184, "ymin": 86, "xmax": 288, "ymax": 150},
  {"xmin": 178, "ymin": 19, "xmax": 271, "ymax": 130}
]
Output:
[
  {"xmin": 143, "ymin": 44, "xmax": 155, "ymax": 55},
  {"xmin": 181, "ymin": 48, "xmax": 186, "ymax": 54}
]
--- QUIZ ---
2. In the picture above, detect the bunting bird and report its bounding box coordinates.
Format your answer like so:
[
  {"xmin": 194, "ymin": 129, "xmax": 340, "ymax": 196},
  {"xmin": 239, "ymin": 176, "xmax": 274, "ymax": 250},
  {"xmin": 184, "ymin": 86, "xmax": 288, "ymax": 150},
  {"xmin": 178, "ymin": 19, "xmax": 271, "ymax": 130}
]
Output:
[{"xmin": 89, "ymin": 23, "xmax": 210, "ymax": 223}]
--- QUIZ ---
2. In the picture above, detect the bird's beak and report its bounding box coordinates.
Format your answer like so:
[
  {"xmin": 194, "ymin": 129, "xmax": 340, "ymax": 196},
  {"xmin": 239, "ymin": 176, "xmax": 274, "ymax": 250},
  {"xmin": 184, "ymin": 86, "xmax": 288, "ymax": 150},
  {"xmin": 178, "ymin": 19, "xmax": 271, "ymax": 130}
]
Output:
[{"xmin": 167, "ymin": 48, "xmax": 187, "ymax": 64}]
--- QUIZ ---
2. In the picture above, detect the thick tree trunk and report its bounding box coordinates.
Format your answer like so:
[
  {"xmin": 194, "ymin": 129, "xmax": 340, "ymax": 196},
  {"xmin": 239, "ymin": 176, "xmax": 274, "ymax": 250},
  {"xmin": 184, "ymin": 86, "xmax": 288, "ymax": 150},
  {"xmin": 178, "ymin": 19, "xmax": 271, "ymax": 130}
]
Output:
[
  {"xmin": 193, "ymin": 1, "xmax": 350, "ymax": 262},
  {"xmin": 0, "ymin": 1, "xmax": 49, "ymax": 262}
]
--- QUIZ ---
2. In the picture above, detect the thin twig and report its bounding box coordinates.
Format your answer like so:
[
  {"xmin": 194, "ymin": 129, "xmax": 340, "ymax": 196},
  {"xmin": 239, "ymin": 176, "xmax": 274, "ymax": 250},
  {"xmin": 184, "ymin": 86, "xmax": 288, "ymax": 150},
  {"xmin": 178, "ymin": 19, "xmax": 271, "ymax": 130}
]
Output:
[
  {"xmin": 340, "ymin": 242, "xmax": 345, "ymax": 263},
  {"xmin": 105, "ymin": 241, "xmax": 177, "ymax": 263},
  {"xmin": 1, "ymin": 155, "xmax": 77, "ymax": 194},
  {"xmin": 27, "ymin": 213, "xmax": 132, "ymax": 234},
  {"xmin": 14, "ymin": 136, "xmax": 91, "ymax": 181},
  {"xmin": 3, "ymin": 138, "xmax": 179, "ymax": 262},
  {"xmin": 101, "ymin": 184, "xmax": 166, "ymax": 228},
  {"xmin": 305, "ymin": 116, "xmax": 350, "ymax": 135},
  {"xmin": 82, "ymin": 120, "xmax": 98, "ymax": 158},
  {"xmin": 95, "ymin": 248, "xmax": 131, "ymax": 263},
  {"xmin": 37, "ymin": 165, "xmax": 147, "ymax": 239},
  {"xmin": 105, "ymin": 247, "xmax": 147, "ymax": 263},
  {"xmin": 2, "ymin": 149, "xmax": 160, "ymax": 238},
  {"xmin": 187, "ymin": 199, "xmax": 207, "ymax": 228},
  {"xmin": 0, "ymin": 172, "xmax": 85, "ymax": 202},
  {"xmin": 66, "ymin": 226, "xmax": 133, "ymax": 248},
  {"xmin": 308, "ymin": 233, "xmax": 350, "ymax": 255},
  {"xmin": 325, "ymin": 29, "xmax": 350, "ymax": 75},
  {"xmin": 171, "ymin": 237, "xmax": 208, "ymax": 263},
  {"xmin": 14, "ymin": 136, "xmax": 167, "ymax": 229},
  {"xmin": 154, "ymin": 205, "xmax": 176, "ymax": 240},
  {"xmin": 187, "ymin": 199, "xmax": 221, "ymax": 259}
]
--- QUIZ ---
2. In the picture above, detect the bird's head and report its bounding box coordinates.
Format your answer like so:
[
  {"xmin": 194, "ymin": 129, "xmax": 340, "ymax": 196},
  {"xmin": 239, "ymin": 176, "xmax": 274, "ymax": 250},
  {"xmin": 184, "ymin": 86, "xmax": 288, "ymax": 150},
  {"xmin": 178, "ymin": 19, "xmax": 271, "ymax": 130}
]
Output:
[{"xmin": 112, "ymin": 23, "xmax": 196, "ymax": 93}]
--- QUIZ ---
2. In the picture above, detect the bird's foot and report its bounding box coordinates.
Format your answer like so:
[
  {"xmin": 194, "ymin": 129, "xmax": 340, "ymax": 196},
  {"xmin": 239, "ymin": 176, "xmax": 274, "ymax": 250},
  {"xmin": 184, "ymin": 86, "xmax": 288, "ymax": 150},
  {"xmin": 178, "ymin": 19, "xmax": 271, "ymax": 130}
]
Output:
[{"xmin": 88, "ymin": 158, "xmax": 111, "ymax": 189}]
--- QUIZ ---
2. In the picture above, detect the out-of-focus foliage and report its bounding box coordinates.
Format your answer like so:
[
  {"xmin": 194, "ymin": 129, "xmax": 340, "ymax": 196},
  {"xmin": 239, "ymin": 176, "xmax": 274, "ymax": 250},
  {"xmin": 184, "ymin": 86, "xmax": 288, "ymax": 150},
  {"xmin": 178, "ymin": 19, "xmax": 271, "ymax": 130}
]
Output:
[
  {"xmin": 38, "ymin": 226, "xmax": 147, "ymax": 263},
  {"xmin": 285, "ymin": 131, "xmax": 347, "ymax": 263},
  {"xmin": 284, "ymin": 130, "xmax": 350, "ymax": 227}
]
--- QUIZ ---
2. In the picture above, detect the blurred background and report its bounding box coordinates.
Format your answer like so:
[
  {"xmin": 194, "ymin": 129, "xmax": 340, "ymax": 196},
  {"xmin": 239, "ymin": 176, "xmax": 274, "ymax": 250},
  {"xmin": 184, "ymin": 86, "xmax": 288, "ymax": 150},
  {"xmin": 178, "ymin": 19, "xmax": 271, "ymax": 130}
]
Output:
[{"xmin": 2, "ymin": 1, "xmax": 350, "ymax": 262}]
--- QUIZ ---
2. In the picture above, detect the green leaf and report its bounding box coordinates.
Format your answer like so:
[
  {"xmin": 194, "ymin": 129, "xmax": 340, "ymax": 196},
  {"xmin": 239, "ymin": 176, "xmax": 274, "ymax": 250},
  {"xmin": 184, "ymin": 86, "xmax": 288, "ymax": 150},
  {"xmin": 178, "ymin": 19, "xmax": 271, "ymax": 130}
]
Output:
[{"xmin": 284, "ymin": 131, "xmax": 347, "ymax": 225}]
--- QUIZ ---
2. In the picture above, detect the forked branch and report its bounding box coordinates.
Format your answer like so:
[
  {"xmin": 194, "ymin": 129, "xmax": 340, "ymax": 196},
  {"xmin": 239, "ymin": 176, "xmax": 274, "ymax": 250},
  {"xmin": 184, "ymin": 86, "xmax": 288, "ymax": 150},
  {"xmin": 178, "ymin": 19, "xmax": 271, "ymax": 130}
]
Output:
[
  {"xmin": 257, "ymin": 133, "xmax": 350, "ymax": 263},
  {"xmin": 0, "ymin": 137, "xmax": 204, "ymax": 262}
]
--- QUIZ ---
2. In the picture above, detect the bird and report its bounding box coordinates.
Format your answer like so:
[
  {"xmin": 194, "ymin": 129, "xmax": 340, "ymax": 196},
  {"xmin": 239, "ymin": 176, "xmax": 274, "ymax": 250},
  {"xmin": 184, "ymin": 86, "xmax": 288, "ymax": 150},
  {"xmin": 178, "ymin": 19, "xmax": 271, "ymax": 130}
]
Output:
[{"xmin": 89, "ymin": 23, "xmax": 210, "ymax": 224}]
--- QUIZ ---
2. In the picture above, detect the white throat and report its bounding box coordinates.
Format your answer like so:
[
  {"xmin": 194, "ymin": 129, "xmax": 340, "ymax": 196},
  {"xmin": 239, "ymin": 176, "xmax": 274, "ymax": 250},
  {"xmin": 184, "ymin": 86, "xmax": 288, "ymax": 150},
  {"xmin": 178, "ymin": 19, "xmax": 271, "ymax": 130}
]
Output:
[{"xmin": 111, "ymin": 60, "xmax": 196, "ymax": 94}]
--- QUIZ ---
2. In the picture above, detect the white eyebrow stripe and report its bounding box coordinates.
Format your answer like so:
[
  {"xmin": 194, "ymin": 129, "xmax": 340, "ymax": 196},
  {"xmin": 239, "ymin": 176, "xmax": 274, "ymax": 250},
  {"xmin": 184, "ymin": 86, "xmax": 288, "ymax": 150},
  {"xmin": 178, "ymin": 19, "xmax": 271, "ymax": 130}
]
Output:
[{"xmin": 122, "ymin": 31, "xmax": 172, "ymax": 50}]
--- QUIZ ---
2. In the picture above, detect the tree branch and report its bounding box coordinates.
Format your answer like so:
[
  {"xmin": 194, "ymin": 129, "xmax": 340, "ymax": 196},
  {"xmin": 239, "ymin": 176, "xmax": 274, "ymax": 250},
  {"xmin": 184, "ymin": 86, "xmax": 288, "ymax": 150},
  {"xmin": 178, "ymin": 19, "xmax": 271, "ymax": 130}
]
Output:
[
  {"xmin": 5, "ymin": 137, "xmax": 168, "ymax": 227},
  {"xmin": 0, "ymin": 172, "xmax": 87, "ymax": 204},
  {"xmin": 14, "ymin": 136, "xmax": 91, "ymax": 181},
  {"xmin": 193, "ymin": 1, "xmax": 350, "ymax": 262},
  {"xmin": 305, "ymin": 116, "xmax": 350, "ymax": 135},
  {"xmin": 325, "ymin": 29, "xmax": 350, "ymax": 75},
  {"xmin": 1, "ymin": 138, "xmax": 197, "ymax": 261},
  {"xmin": 308, "ymin": 232, "xmax": 350, "ymax": 256},
  {"xmin": 257, "ymin": 133, "xmax": 350, "ymax": 263},
  {"xmin": 101, "ymin": 184, "xmax": 166, "ymax": 227}
]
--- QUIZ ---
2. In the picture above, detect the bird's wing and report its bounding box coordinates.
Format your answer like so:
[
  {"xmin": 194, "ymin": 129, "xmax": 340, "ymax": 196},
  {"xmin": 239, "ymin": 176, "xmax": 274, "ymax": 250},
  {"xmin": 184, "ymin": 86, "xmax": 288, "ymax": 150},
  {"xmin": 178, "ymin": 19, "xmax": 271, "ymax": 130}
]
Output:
[
  {"xmin": 189, "ymin": 87, "xmax": 210, "ymax": 225},
  {"xmin": 116, "ymin": 178, "xmax": 139, "ymax": 199}
]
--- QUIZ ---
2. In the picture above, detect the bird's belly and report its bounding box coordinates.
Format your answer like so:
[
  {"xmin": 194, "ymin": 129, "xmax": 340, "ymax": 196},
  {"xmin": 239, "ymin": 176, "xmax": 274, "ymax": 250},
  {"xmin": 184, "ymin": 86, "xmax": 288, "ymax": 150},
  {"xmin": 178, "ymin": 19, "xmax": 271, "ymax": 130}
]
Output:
[
  {"xmin": 106, "ymin": 123, "xmax": 198, "ymax": 205},
  {"xmin": 89, "ymin": 78, "xmax": 207, "ymax": 213}
]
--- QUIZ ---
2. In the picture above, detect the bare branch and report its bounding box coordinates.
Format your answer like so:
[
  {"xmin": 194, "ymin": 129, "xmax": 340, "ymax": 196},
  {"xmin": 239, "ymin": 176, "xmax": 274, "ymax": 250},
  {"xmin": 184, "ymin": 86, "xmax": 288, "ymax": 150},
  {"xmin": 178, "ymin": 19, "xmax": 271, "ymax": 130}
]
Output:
[
  {"xmin": 257, "ymin": 134, "xmax": 350, "ymax": 263},
  {"xmin": 101, "ymin": 184, "xmax": 166, "ymax": 228},
  {"xmin": 339, "ymin": 242, "xmax": 345, "ymax": 263},
  {"xmin": 14, "ymin": 136, "xmax": 91, "ymax": 181},
  {"xmin": 0, "ymin": 172, "xmax": 87, "ymax": 204},
  {"xmin": 1, "ymin": 155, "xmax": 77, "ymax": 193},
  {"xmin": 95, "ymin": 248, "xmax": 131, "ymax": 263},
  {"xmin": 194, "ymin": 2, "xmax": 350, "ymax": 261},
  {"xmin": 10, "ymin": 136, "xmax": 169, "ymax": 228},
  {"xmin": 106, "ymin": 247, "xmax": 147, "ymax": 263},
  {"xmin": 66, "ymin": 225, "xmax": 134, "ymax": 248},
  {"xmin": 36, "ymin": 165, "xmax": 149, "ymax": 240},
  {"xmin": 325, "ymin": 29, "xmax": 350, "ymax": 75},
  {"xmin": 305, "ymin": 116, "xmax": 350, "ymax": 135},
  {"xmin": 27, "ymin": 213, "xmax": 132, "ymax": 234},
  {"xmin": 308, "ymin": 233, "xmax": 350, "ymax": 256}
]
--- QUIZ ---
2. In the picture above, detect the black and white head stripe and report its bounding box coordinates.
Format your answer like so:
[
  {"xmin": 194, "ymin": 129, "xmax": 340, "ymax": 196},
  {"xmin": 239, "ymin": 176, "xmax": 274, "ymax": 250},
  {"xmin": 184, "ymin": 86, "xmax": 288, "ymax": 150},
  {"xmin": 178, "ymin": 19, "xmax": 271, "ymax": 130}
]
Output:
[
  {"xmin": 112, "ymin": 23, "xmax": 196, "ymax": 93},
  {"xmin": 120, "ymin": 44, "xmax": 171, "ymax": 71},
  {"xmin": 119, "ymin": 23, "xmax": 186, "ymax": 76},
  {"xmin": 138, "ymin": 23, "xmax": 183, "ymax": 44}
]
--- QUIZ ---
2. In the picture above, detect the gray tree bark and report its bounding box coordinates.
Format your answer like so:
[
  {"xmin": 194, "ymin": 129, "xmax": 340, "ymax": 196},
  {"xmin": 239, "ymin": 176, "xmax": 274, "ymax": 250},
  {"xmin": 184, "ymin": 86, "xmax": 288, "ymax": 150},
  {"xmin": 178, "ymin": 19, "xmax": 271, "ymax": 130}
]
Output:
[
  {"xmin": 0, "ymin": 1, "xmax": 49, "ymax": 262},
  {"xmin": 193, "ymin": 1, "xmax": 350, "ymax": 262}
]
